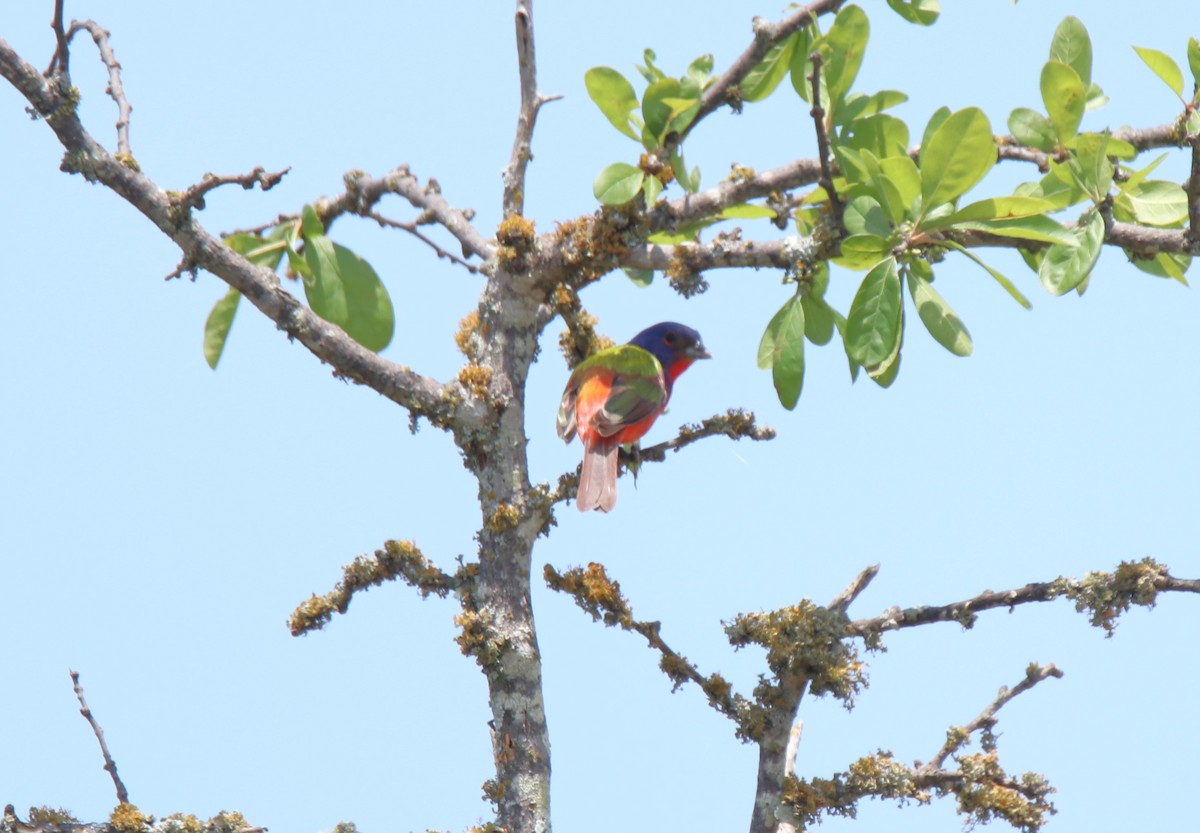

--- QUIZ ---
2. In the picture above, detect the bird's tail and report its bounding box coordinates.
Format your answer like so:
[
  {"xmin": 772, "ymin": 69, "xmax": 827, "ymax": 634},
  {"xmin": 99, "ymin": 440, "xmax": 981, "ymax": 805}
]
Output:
[{"xmin": 577, "ymin": 442, "xmax": 618, "ymax": 512}]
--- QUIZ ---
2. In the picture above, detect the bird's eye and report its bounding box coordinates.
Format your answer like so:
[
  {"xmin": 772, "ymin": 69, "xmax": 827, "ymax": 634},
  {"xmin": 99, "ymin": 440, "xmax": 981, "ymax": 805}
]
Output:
[{"xmin": 664, "ymin": 332, "xmax": 678, "ymax": 345}]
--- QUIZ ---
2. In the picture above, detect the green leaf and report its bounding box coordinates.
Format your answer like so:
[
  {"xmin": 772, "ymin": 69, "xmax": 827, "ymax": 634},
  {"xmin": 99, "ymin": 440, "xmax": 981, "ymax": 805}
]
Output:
[
  {"xmin": 919, "ymin": 106, "xmax": 951, "ymax": 161},
  {"xmin": 1038, "ymin": 208, "xmax": 1104, "ymax": 295},
  {"xmin": 300, "ymin": 204, "xmax": 324, "ymax": 239},
  {"xmin": 885, "ymin": 0, "xmax": 939, "ymax": 26},
  {"xmin": 1117, "ymin": 152, "xmax": 1169, "ymax": 194},
  {"xmin": 585, "ymin": 67, "xmax": 641, "ymax": 141},
  {"xmin": 624, "ymin": 268, "xmax": 654, "ymax": 287},
  {"xmin": 932, "ymin": 196, "xmax": 1059, "ymax": 225},
  {"xmin": 859, "ymin": 150, "xmax": 907, "ymax": 226},
  {"xmin": 802, "ymin": 295, "xmax": 836, "ymax": 345},
  {"xmin": 303, "ymin": 237, "xmax": 395, "ymax": 352},
  {"xmin": 845, "ymin": 257, "xmax": 902, "ymax": 371},
  {"xmin": 1008, "ymin": 108, "xmax": 1058, "ymax": 152},
  {"xmin": 743, "ymin": 33, "xmax": 798, "ymax": 102},
  {"xmin": 842, "ymin": 195, "xmax": 891, "ymax": 237},
  {"xmin": 836, "ymin": 233, "xmax": 892, "ymax": 270},
  {"xmin": 906, "ymin": 270, "xmax": 972, "ymax": 357},
  {"xmin": 757, "ymin": 294, "xmax": 806, "ymax": 409},
  {"xmin": 788, "ymin": 27, "xmax": 817, "ymax": 101},
  {"xmin": 636, "ymin": 48, "xmax": 665, "ymax": 84},
  {"xmin": 642, "ymin": 173, "xmax": 663, "ymax": 206},
  {"xmin": 720, "ymin": 203, "xmax": 777, "ymax": 220},
  {"xmin": 823, "ymin": 5, "xmax": 870, "ymax": 102},
  {"xmin": 203, "ymin": 286, "xmax": 241, "ymax": 369},
  {"xmin": 945, "ymin": 215, "xmax": 1079, "ymax": 246},
  {"xmin": 1040, "ymin": 61, "xmax": 1085, "ymax": 143},
  {"xmin": 1065, "ymin": 131, "xmax": 1114, "ymax": 201},
  {"xmin": 840, "ymin": 113, "xmax": 910, "ymax": 160},
  {"xmin": 688, "ymin": 53, "xmax": 714, "ymax": 87},
  {"xmin": 943, "ymin": 241, "xmax": 1032, "ymax": 309},
  {"xmin": 1015, "ymin": 164, "xmax": 1088, "ymax": 210},
  {"xmin": 879, "ymin": 155, "xmax": 921, "ymax": 218},
  {"xmin": 642, "ymin": 78, "xmax": 684, "ymax": 144},
  {"xmin": 1130, "ymin": 251, "xmax": 1191, "ymax": 284},
  {"xmin": 1189, "ymin": 38, "xmax": 1200, "ymax": 99},
  {"xmin": 836, "ymin": 90, "xmax": 908, "ymax": 125},
  {"xmin": 593, "ymin": 162, "xmax": 645, "ymax": 205},
  {"xmin": 919, "ymin": 107, "xmax": 996, "ymax": 212},
  {"xmin": 1118, "ymin": 180, "xmax": 1189, "ymax": 227},
  {"xmin": 1084, "ymin": 82, "xmax": 1109, "ymax": 111},
  {"xmin": 1133, "ymin": 45, "xmax": 1185, "ymax": 97},
  {"xmin": 1049, "ymin": 17, "xmax": 1092, "ymax": 87}
]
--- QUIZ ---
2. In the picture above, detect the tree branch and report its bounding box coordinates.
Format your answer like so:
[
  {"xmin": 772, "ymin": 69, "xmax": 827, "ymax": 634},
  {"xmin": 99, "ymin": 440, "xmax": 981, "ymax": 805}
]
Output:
[
  {"xmin": 363, "ymin": 209, "xmax": 481, "ymax": 274},
  {"xmin": 45, "ymin": 0, "xmax": 69, "ymax": 76},
  {"xmin": 807, "ymin": 51, "xmax": 844, "ymax": 230},
  {"xmin": 848, "ymin": 558, "xmax": 1199, "ymax": 641},
  {"xmin": 69, "ymin": 670, "xmax": 130, "ymax": 805},
  {"xmin": 180, "ymin": 166, "xmax": 290, "ymax": 211},
  {"xmin": 64, "ymin": 19, "xmax": 132, "ymax": 158},
  {"xmin": 0, "ymin": 43, "xmax": 486, "ymax": 430},
  {"xmin": 684, "ymin": 0, "xmax": 844, "ymax": 139},
  {"xmin": 289, "ymin": 540, "xmax": 460, "ymax": 636},
  {"xmin": 549, "ymin": 409, "xmax": 776, "ymax": 507},
  {"xmin": 544, "ymin": 562, "xmax": 754, "ymax": 729},
  {"xmin": 502, "ymin": 1, "xmax": 559, "ymax": 218}
]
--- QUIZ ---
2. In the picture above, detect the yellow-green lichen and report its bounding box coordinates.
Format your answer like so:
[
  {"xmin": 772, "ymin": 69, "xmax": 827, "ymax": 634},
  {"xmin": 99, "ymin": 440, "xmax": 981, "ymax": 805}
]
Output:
[
  {"xmin": 109, "ymin": 803, "xmax": 147, "ymax": 833},
  {"xmin": 457, "ymin": 364, "xmax": 493, "ymax": 399},
  {"xmin": 485, "ymin": 503, "xmax": 520, "ymax": 533},
  {"xmin": 665, "ymin": 244, "xmax": 710, "ymax": 297},
  {"xmin": 726, "ymin": 600, "xmax": 865, "ymax": 708},
  {"xmin": 159, "ymin": 813, "xmax": 205, "ymax": 833},
  {"xmin": 27, "ymin": 806, "xmax": 78, "ymax": 825}
]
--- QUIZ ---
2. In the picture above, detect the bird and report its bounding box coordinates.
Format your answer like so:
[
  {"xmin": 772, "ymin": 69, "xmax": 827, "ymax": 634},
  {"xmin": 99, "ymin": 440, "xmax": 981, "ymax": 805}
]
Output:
[{"xmin": 557, "ymin": 321, "xmax": 710, "ymax": 512}]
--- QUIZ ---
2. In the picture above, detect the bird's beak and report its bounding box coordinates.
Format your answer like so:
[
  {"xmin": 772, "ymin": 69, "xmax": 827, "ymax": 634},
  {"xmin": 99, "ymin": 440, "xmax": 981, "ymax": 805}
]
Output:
[{"xmin": 688, "ymin": 342, "xmax": 712, "ymax": 360}]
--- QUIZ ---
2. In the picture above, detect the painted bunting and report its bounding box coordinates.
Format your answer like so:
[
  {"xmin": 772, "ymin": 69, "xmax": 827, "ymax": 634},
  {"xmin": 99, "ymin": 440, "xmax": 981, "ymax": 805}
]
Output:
[{"xmin": 557, "ymin": 321, "xmax": 710, "ymax": 512}]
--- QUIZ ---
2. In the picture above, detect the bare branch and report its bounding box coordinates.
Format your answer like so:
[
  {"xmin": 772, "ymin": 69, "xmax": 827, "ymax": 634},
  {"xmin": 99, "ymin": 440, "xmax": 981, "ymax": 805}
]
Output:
[
  {"xmin": 922, "ymin": 663, "xmax": 1063, "ymax": 774},
  {"xmin": 635, "ymin": 408, "xmax": 776, "ymax": 462},
  {"xmin": 46, "ymin": 0, "xmax": 69, "ymax": 76},
  {"xmin": 807, "ymin": 51, "xmax": 844, "ymax": 230},
  {"xmin": 828, "ymin": 564, "xmax": 880, "ymax": 614},
  {"xmin": 289, "ymin": 540, "xmax": 459, "ymax": 636},
  {"xmin": 549, "ymin": 409, "xmax": 776, "ymax": 508},
  {"xmin": 849, "ymin": 558, "xmax": 1200, "ymax": 640},
  {"xmin": 69, "ymin": 670, "xmax": 129, "ymax": 805},
  {"xmin": 684, "ymin": 0, "xmax": 843, "ymax": 138},
  {"xmin": 0, "ymin": 48, "xmax": 487, "ymax": 430},
  {"xmin": 544, "ymin": 562, "xmax": 753, "ymax": 729},
  {"xmin": 502, "ymin": 1, "xmax": 560, "ymax": 218},
  {"xmin": 180, "ymin": 166, "xmax": 291, "ymax": 211},
  {"xmin": 366, "ymin": 210, "xmax": 481, "ymax": 274},
  {"xmin": 64, "ymin": 20, "xmax": 133, "ymax": 157}
]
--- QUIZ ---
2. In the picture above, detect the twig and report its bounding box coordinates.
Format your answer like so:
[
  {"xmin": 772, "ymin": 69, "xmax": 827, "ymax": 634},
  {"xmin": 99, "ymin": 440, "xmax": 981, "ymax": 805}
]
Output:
[
  {"xmin": 544, "ymin": 562, "xmax": 751, "ymax": 727},
  {"xmin": 921, "ymin": 663, "xmax": 1063, "ymax": 773},
  {"xmin": 289, "ymin": 540, "xmax": 458, "ymax": 636},
  {"xmin": 69, "ymin": 670, "xmax": 129, "ymax": 805},
  {"xmin": 502, "ymin": 1, "xmax": 561, "ymax": 218},
  {"xmin": 635, "ymin": 408, "xmax": 776, "ymax": 463},
  {"xmin": 65, "ymin": 20, "xmax": 132, "ymax": 157},
  {"xmin": 683, "ymin": 0, "xmax": 843, "ymax": 140},
  {"xmin": 807, "ymin": 51, "xmax": 845, "ymax": 230},
  {"xmin": 848, "ymin": 560, "xmax": 1200, "ymax": 639},
  {"xmin": 45, "ymin": 0, "xmax": 69, "ymax": 76},
  {"xmin": 828, "ymin": 564, "xmax": 880, "ymax": 614},
  {"xmin": 366, "ymin": 210, "xmax": 480, "ymax": 274},
  {"xmin": 179, "ymin": 166, "xmax": 291, "ymax": 211}
]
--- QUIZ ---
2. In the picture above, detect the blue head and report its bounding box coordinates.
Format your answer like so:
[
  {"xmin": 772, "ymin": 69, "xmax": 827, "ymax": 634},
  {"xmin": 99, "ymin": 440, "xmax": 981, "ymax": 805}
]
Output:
[{"xmin": 628, "ymin": 322, "xmax": 711, "ymax": 393}]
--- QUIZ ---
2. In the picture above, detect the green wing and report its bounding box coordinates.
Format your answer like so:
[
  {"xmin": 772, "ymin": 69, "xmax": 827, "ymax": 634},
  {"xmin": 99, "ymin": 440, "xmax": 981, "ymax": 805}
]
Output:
[{"xmin": 557, "ymin": 344, "xmax": 666, "ymax": 441}]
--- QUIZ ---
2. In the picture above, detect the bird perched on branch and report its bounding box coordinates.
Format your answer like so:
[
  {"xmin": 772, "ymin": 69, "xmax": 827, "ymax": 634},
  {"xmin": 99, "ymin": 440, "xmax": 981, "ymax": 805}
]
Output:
[{"xmin": 557, "ymin": 321, "xmax": 710, "ymax": 512}]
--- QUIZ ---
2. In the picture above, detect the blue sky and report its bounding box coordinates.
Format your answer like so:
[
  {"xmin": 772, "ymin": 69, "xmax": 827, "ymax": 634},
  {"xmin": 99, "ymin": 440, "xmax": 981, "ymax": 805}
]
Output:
[{"xmin": 2, "ymin": 2, "xmax": 1197, "ymax": 832}]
